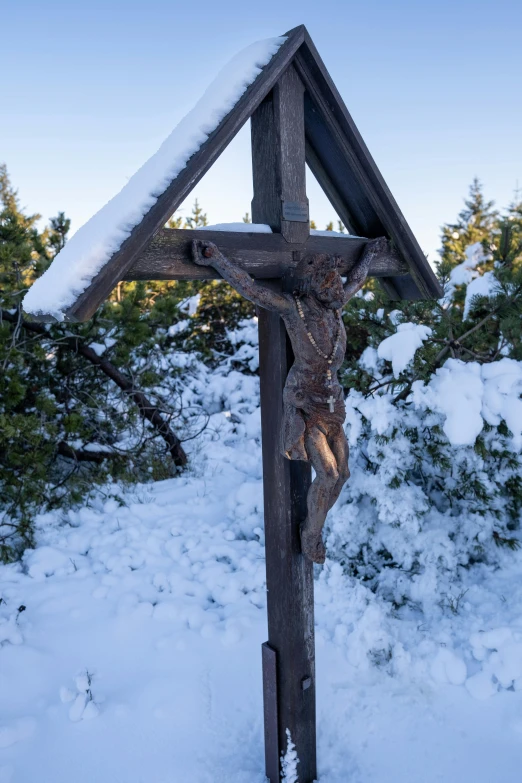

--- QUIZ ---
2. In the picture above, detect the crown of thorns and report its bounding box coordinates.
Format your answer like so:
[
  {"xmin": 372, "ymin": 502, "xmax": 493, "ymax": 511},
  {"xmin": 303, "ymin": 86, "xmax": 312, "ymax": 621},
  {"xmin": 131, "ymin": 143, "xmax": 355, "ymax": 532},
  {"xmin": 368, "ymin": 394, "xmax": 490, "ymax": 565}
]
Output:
[
  {"xmin": 292, "ymin": 254, "xmax": 343, "ymax": 295},
  {"xmin": 297, "ymin": 253, "xmax": 342, "ymax": 277}
]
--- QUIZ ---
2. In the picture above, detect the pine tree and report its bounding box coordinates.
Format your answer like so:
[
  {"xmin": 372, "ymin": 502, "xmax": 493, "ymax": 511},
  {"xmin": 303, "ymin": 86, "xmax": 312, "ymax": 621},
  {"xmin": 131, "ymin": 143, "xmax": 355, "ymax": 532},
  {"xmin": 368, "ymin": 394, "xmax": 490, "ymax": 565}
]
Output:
[
  {"xmin": 48, "ymin": 211, "xmax": 71, "ymax": 257},
  {"xmin": 0, "ymin": 167, "xmax": 63, "ymax": 556},
  {"xmin": 167, "ymin": 199, "xmax": 208, "ymax": 230},
  {"xmin": 184, "ymin": 198, "xmax": 207, "ymax": 229},
  {"xmin": 438, "ymin": 178, "xmax": 496, "ymax": 275},
  {"xmin": 336, "ymin": 180, "xmax": 522, "ymax": 401},
  {"xmin": 0, "ymin": 167, "xmax": 190, "ymax": 560}
]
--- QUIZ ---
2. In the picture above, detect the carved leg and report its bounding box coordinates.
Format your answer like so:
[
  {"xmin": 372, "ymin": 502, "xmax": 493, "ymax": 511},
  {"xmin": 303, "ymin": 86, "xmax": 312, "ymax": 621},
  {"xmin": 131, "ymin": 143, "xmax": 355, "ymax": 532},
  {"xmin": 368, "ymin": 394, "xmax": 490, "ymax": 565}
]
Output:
[
  {"xmin": 300, "ymin": 426, "xmax": 339, "ymax": 564},
  {"xmin": 327, "ymin": 427, "xmax": 350, "ymax": 509}
]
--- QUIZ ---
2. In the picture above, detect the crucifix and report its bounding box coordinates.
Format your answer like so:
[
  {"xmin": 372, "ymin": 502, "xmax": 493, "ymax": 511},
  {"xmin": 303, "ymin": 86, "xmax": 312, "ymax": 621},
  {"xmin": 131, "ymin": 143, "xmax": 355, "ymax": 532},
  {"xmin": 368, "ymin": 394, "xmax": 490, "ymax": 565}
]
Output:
[
  {"xmin": 192, "ymin": 234, "xmax": 387, "ymax": 564},
  {"xmin": 24, "ymin": 25, "xmax": 441, "ymax": 783}
]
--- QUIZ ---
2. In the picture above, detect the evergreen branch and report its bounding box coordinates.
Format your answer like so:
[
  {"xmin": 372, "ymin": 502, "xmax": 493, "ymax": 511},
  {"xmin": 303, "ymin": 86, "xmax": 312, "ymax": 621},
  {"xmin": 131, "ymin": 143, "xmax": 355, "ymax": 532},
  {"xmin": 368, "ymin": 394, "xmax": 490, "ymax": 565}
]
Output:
[
  {"xmin": 365, "ymin": 376, "xmax": 395, "ymax": 396},
  {"xmin": 393, "ymin": 285, "xmax": 522, "ymax": 403},
  {"xmin": 56, "ymin": 442, "xmax": 125, "ymax": 464},
  {"xmin": 1, "ymin": 309, "xmax": 188, "ymax": 467}
]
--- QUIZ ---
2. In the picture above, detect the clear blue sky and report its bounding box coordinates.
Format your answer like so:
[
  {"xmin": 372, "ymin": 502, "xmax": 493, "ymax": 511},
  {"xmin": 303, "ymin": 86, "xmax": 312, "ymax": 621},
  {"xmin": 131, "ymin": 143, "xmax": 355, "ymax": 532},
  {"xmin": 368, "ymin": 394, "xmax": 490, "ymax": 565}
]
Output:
[{"xmin": 3, "ymin": 0, "xmax": 521, "ymax": 264}]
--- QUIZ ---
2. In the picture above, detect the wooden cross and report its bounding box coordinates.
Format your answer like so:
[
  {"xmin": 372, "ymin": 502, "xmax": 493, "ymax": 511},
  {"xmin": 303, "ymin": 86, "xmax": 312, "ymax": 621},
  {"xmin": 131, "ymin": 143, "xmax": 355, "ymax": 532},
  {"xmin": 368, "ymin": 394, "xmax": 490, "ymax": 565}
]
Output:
[{"xmin": 26, "ymin": 25, "xmax": 441, "ymax": 783}]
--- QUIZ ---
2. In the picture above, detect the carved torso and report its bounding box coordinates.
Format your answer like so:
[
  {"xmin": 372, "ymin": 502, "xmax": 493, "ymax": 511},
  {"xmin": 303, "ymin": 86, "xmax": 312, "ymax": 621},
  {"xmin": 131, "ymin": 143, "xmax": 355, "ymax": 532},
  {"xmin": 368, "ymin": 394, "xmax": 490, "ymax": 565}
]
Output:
[
  {"xmin": 280, "ymin": 294, "xmax": 347, "ymax": 461},
  {"xmin": 281, "ymin": 294, "xmax": 346, "ymax": 395}
]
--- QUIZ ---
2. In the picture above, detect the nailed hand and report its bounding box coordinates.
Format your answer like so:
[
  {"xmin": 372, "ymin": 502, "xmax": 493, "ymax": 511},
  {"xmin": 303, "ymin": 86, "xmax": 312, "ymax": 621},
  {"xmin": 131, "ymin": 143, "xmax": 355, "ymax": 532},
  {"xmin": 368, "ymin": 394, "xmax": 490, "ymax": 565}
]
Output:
[
  {"xmin": 363, "ymin": 236, "xmax": 389, "ymax": 259},
  {"xmin": 191, "ymin": 239, "xmax": 219, "ymax": 266}
]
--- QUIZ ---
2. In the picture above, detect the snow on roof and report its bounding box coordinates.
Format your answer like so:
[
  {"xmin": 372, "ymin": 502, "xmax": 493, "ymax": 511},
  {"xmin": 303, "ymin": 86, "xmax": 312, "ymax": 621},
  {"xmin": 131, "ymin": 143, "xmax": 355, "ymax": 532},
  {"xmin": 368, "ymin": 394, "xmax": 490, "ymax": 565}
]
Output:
[
  {"xmin": 198, "ymin": 223, "xmax": 273, "ymax": 233},
  {"xmin": 198, "ymin": 223, "xmax": 353, "ymax": 237},
  {"xmin": 309, "ymin": 229, "xmax": 349, "ymax": 238},
  {"xmin": 23, "ymin": 36, "xmax": 286, "ymax": 321}
]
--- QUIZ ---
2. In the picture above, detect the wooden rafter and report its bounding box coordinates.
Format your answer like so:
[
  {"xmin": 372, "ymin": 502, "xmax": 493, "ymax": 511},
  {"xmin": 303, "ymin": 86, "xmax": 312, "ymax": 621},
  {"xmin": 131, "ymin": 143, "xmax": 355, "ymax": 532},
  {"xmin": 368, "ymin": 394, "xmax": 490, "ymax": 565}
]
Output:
[{"xmin": 126, "ymin": 228, "xmax": 408, "ymax": 282}]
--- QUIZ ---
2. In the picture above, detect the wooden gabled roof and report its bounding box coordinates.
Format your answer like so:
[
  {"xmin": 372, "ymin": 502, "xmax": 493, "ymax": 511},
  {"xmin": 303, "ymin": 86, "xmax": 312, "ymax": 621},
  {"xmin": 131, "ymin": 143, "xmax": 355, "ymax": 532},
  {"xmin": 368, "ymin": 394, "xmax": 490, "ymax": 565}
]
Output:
[{"xmin": 29, "ymin": 24, "xmax": 441, "ymax": 322}]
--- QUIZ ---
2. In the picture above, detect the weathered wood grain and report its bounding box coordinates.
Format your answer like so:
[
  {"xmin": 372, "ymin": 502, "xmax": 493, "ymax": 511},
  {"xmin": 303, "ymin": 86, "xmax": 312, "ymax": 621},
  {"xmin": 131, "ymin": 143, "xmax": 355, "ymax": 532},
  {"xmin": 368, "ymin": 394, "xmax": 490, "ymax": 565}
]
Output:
[
  {"xmin": 276, "ymin": 65, "xmax": 309, "ymax": 244},
  {"xmin": 257, "ymin": 289, "xmax": 316, "ymax": 783},
  {"xmin": 262, "ymin": 641, "xmax": 279, "ymax": 780},
  {"xmin": 251, "ymin": 95, "xmax": 280, "ymax": 233},
  {"xmin": 125, "ymin": 228, "xmax": 408, "ymax": 281},
  {"xmin": 252, "ymin": 69, "xmax": 317, "ymax": 779},
  {"xmin": 252, "ymin": 64, "xmax": 309, "ymax": 244}
]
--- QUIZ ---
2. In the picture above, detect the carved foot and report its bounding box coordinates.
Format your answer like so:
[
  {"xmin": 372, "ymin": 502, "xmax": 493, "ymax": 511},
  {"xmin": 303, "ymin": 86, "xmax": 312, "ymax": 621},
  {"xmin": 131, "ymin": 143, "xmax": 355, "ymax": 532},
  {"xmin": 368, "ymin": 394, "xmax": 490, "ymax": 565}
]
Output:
[{"xmin": 300, "ymin": 524, "xmax": 326, "ymax": 565}]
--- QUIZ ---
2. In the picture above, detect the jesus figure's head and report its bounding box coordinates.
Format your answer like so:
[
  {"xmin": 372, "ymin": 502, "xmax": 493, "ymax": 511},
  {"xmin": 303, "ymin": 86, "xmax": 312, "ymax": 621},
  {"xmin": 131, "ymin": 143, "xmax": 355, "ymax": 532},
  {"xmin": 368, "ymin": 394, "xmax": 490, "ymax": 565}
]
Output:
[{"xmin": 296, "ymin": 254, "xmax": 345, "ymax": 310}]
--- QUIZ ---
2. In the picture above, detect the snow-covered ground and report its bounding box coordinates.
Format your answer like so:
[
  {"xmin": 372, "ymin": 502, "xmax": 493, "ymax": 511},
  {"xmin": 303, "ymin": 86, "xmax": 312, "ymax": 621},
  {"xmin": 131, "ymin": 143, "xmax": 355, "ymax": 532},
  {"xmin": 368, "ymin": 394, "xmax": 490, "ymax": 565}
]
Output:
[{"xmin": 2, "ymin": 324, "xmax": 522, "ymax": 782}]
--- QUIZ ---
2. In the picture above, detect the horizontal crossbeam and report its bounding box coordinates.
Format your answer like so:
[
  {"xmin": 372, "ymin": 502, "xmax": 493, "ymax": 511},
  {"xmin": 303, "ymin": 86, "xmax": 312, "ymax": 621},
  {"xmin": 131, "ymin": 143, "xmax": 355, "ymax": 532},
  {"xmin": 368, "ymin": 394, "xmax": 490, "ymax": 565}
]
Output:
[{"xmin": 125, "ymin": 228, "xmax": 408, "ymax": 282}]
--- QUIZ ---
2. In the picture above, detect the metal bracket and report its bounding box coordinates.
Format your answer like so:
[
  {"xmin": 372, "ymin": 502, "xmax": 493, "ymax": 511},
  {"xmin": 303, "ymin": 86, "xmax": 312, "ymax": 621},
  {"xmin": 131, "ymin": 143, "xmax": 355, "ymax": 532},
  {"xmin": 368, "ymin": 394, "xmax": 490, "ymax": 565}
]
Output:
[{"xmin": 301, "ymin": 676, "xmax": 312, "ymax": 691}]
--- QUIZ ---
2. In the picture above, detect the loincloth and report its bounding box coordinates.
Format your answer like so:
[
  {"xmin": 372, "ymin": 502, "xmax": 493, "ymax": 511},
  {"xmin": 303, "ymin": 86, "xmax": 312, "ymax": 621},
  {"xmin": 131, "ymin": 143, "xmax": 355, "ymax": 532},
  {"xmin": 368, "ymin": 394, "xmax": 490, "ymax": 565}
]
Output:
[{"xmin": 281, "ymin": 385, "xmax": 346, "ymax": 461}]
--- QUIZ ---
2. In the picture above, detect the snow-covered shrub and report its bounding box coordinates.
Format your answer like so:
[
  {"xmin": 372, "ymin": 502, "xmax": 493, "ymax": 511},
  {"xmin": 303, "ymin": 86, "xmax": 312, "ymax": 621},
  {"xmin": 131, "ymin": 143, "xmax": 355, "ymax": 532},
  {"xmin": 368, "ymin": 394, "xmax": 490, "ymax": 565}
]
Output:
[
  {"xmin": 324, "ymin": 182, "xmax": 522, "ymax": 607},
  {"xmin": 326, "ymin": 367, "xmax": 522, "ymax": 611}
]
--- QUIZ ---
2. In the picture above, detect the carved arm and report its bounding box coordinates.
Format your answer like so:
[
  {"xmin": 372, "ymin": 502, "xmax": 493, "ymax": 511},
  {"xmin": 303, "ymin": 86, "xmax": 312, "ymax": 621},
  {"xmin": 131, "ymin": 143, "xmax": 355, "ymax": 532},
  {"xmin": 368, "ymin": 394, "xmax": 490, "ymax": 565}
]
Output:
[
  {"xmin": 343, "ymin": 237, "xmax": 389, "ymax": 302},
  {"xmin": 191, "ymin": 240, "xmax": 291, "ymax": 313}
]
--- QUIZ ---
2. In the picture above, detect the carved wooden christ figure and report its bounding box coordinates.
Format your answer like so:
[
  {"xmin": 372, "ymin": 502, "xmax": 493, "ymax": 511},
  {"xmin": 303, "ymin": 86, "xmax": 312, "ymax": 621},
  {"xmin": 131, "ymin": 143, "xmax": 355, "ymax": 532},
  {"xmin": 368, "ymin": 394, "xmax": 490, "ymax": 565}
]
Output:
[{"xmin": 192, "ymin": 237, "xmax": 388, "ymax": 564}]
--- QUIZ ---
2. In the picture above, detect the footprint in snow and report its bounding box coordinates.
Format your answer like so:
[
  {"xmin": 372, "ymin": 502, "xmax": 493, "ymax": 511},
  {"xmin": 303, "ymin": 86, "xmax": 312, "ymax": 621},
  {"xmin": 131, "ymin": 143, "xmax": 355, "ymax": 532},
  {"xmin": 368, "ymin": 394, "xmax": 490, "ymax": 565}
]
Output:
[{"xmin": 0, "ymin": 718, "xmax": 36, "ymax": 748}]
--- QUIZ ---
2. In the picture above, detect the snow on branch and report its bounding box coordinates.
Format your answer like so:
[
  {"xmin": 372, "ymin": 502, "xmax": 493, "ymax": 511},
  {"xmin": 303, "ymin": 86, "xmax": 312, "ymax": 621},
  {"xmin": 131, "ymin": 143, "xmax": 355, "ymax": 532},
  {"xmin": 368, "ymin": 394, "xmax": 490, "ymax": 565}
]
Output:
[
  {"xmin": 377, "ymin": 322, "xmax": 433, "ymax": 377},
  {"xmin": 411, "ymin": 357, "xmax": 522, "ymax": 447}
]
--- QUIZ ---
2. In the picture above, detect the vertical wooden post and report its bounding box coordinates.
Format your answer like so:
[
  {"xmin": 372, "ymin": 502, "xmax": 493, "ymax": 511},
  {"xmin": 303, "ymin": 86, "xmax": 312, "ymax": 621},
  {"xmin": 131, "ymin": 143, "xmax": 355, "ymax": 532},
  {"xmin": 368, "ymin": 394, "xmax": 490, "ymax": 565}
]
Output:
[{"xmin": 252, "ymin": 65, "xmax": 317, "ymax": 783}]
